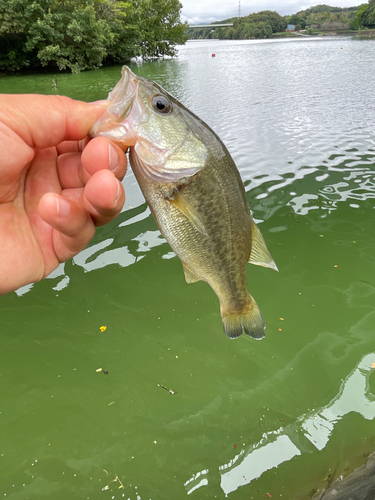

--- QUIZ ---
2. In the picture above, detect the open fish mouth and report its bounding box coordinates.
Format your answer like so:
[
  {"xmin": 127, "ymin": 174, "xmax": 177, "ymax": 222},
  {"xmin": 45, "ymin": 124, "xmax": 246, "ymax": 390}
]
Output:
[
  {"xmin": 107, "ymin": 66, "xmax": 138, "ymax": 122},
  {"xmin": 90, "ymin": 66, "xmax": 140, "ymax": 144}
]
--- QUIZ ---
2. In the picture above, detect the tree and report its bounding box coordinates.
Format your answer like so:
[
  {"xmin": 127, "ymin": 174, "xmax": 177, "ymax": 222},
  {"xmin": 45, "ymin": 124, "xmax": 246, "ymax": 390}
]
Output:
[
  {"xmin": 28, "ymin": 2, "xmax": 115, "ymax": 72},
  {"xmin": 0, "ymin": 0, "xmax": 187, "ymax": 72},
  {"xmin": 94, "ymin": 0, "xmax": 139, "ymax": 63},
  {"xmin": 0, "ymin": 0, "xmax": 115, "ymax": 71},
  {"xmin": 124, "ymin": 0, "xmax": 187, "ymax": 59},
  {"xmin": 252, "ymin": 10, "xmax": 286, "ymax": 32},
  {"xmin": 289, "ymin": 14, "xmax": 306, "ymax": 29},
  {"xmin": 353, "ymin": 3, "xmax": 369, "ymax": 28},
  {"xmin": 362, "ymin": 0, "xmax": 375, "ymax": 28},
  {"xmin": 226, "ymin": 10, "xmax": 285, "ymax": 39},
  {"xmin": 297, "ymin": 4, "xmax": 357, "ymax": 28}
]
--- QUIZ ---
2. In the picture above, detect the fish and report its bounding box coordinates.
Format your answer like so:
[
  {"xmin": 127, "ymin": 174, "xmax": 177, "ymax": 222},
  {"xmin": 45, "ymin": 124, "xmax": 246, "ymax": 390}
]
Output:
[{"xmin": 90, "ymin": 66, "xmax": 278, "ymax": 339}]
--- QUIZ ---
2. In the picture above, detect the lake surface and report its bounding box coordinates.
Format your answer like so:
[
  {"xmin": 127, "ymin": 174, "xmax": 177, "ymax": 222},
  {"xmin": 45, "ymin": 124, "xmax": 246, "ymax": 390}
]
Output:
[{"xmin": 1, "ymin": 37, "xmax": 375, "ymax": 499}]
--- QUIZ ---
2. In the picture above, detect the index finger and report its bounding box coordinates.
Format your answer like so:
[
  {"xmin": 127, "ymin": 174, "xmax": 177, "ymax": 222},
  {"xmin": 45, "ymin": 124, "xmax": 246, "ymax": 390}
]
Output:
[{"xmin": 0, "ymin": 94, "xmax": 109, "ymax": 150}]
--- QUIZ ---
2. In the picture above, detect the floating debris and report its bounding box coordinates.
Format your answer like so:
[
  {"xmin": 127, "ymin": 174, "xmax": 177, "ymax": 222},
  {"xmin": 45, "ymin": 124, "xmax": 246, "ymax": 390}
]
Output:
[
  {"xmin": 114, "ymin": 475, "xmax": 124, "ymax": 489},
  {"xmin": 157, "ymin": 384, "xmax": 177, "ymax": 395},
  {"xmin": 101, "ymin": 471, "xmax": 124, "ymax": 491},
  {"xmin": 95, "ymin": 368, "xmax": 108, "ymax": 374}
]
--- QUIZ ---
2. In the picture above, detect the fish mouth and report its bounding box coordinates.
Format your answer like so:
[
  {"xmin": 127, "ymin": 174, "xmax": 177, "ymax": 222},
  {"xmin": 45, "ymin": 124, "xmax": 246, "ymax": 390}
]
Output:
[
  {"xmin": 108, "ymin": 66, "xmax": 138, "ymax": 122},
  {"xmin": 90, "ymin": 66, "xmax": 139, "ymax": 145}
]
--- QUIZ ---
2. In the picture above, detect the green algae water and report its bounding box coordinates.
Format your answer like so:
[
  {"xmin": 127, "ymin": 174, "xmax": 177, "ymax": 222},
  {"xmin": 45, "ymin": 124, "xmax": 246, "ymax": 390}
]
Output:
[{"xmin": 1, "ymin": 37, "xmax": 375, "ymax": 499}]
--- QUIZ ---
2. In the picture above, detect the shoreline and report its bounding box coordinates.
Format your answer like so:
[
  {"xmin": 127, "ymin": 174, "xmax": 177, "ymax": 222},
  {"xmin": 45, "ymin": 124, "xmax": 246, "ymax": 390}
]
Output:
[{"xmin": 188, "ymin": 29, "xmax": 375, "ymax": 42}]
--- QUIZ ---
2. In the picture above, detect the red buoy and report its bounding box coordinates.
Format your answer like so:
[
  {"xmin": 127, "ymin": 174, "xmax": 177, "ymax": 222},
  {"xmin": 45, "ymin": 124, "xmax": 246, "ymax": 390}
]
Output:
[{"xmin": 212, "ymin": 53, "xmax": 216, "ymax": 57}]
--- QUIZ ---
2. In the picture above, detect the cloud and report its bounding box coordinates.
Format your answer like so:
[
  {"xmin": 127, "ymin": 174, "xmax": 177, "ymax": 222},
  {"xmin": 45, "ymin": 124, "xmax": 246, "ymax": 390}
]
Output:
[{"xmin": 180, "ymin": 0, "xmax": 365, "ymax": 24}]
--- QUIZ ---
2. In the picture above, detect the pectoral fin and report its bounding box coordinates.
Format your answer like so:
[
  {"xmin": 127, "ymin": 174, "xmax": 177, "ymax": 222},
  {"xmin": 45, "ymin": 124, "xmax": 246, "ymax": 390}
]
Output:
[
  {"xmin": 182, "ymin": 263, "xmax": 201, "ymax": 284},
  {"xmin": 249, "ymin": 220, "xmax": 278, "ymax": 271},
  {"xmin": 168, "ymin": 189, "xmax": 208, "ymax": 236}
]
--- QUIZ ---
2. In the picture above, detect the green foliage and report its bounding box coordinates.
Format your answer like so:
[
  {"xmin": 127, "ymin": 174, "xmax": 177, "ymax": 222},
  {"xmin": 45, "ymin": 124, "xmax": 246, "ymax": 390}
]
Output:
[
  {"xmin": 238, "ymin": 21, "xmax": 272, "ymax": 39},
  {"xmin": 129, "ymin": 0, "xmax": 187, "ymax": 58},
  {"xmin": 296, "ymin": 3, "xmax": 358, "ymax": 28},
  {"xmin": 0, "ymin": 0, "xmax": 187, "ymax": 73},
  {"xmin": 353, "ymin": 3, "xmax": 369, "ymax": 29},
  {"xmin": 289, "ymin": 15, "xmax": 306, "ymax": 29},
  {"xmin": 191, "ymin": 10, "xmax": 285, "ymax": 40},
  {"xmin": 188, "ymin": 27, "xmax": 211, "ymax": 40},
  {"xmin": 358, "ymin": 0, "xmax": 375, "ymax": 28},
  {"xmin": 300, "ymin": 4, "xmax": 343, "ymax": 14},
  {"xmin": 232, "ymin": 10, "xmax": 286, "ymax": 37}
]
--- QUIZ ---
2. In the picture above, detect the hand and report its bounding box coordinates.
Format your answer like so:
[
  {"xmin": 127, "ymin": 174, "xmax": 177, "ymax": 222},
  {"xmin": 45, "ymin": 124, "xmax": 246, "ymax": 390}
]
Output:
[{"xmin": 0, "ymin": 94, "xmax": 127, "ymax": 295}]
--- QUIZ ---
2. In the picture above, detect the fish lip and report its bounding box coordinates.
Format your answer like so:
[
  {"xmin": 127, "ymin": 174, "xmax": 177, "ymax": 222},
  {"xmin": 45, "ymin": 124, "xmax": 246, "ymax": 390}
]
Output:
[
  {"xmin": 90, "ymin": 66, "xmax": 139, "ymax": 138},
  {"xmin": 108, "ymin": 66, "xmax": 139, "ymax": 122}
]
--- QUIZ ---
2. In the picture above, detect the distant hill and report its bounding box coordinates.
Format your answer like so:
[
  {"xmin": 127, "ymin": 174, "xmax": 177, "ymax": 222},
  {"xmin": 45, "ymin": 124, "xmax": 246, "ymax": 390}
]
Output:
[
  {"xmin": 294, "ymin": 4, "xmax": 358, "ymax": 30},
  {"xmin": 297, "ymin": 4, "xmax": 358, "ymax": 16},
  {"xmin": 189, "ymin": 4, "xmax": 360, "ymax": 40}
]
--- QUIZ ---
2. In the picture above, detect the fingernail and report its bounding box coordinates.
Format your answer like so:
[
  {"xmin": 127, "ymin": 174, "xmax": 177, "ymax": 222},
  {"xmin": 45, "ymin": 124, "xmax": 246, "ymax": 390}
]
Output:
[
  {"xmin": 56, "ymin": 197, "xmax": 70, "ymax": 217},
  {"xmin": 90, "ymin": 99, "xmax": 110, "ymax": 107},
  {"xmin": 109, "ymin": 144, "xmax": 118, "ymax": 172}
]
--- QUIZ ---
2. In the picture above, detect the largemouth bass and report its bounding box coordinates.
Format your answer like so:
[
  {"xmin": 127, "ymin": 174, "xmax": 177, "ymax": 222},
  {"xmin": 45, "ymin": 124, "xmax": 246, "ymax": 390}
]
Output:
[{"xmin": 90, "ymin": 66, "xmax": 278, "ymax": 339}]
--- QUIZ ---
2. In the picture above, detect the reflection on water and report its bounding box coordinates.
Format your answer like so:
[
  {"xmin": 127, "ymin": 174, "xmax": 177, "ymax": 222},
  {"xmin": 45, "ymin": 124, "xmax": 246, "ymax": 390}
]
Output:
[
  {"xmin": 289, "ymin": 155, "xmax": 375, "ymax": 217},
  {"xmin": 185, "ymin": 353, "xmax": 375, "ymax": 496},
  {"xmin": 303, "ymin": 354, "xmax": 375, "ymax": 450}
]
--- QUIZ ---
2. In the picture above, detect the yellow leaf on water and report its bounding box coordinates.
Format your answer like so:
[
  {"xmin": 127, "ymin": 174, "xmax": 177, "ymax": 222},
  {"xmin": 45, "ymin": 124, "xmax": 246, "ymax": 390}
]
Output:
[{"xmin": 100, "ymin": 326, "xmax": 107, "ymax": 332}]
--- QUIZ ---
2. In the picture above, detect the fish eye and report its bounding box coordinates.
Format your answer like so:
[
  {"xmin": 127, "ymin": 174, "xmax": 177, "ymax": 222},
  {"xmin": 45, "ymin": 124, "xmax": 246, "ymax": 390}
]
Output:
[{"xmin": 152, "ymin": 95, "xmax": 171, "ymax": 114}]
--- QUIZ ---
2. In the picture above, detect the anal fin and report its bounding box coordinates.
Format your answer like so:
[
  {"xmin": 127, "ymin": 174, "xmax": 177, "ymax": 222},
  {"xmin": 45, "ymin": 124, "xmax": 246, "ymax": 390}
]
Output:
[
  {"xmin": 182, "ymin": 263, "xmax": 201, "ymax": 284},
  {"xmin": 249, "ymin": 220, "xmax": 278, "ymax": 271}
]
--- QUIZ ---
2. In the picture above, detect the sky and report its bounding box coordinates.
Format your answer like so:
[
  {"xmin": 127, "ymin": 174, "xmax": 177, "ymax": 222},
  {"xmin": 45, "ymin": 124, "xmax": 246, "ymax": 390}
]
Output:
[{"xmin": 180, "ymin": 0, "xmax": 366, "ymax": 25}]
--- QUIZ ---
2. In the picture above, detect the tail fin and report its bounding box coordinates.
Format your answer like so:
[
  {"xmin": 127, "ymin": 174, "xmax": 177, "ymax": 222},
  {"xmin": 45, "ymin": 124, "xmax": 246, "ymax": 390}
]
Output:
[{"xmin": 220, "ymin": 295, "xmax": 265, "ymax": 340}]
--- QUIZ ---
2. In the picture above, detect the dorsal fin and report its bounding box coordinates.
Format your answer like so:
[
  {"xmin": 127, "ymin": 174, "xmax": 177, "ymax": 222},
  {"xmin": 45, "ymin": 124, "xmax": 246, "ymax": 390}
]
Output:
[{"xmin": 249, "ymin": 220, "xmax": 278, "ymax": 271}]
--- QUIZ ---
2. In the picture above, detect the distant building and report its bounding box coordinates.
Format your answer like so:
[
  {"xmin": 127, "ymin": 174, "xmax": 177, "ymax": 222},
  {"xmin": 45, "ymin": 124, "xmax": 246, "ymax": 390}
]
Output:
[{"xmin": 286, "ymin": 24, "xmax": 296, "ymax": 31}]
